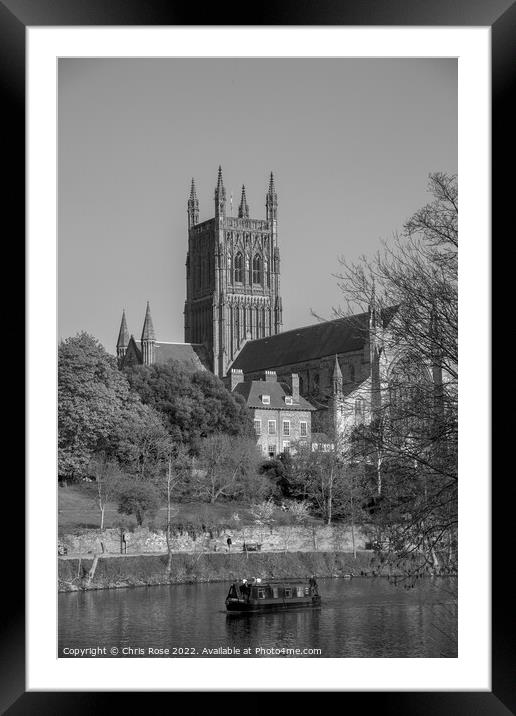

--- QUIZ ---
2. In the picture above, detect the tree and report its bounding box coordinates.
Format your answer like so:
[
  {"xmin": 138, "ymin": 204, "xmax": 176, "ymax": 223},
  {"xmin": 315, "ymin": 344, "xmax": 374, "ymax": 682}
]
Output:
[
  {"xmin": 124, "ymin": 360, "xmax": 254, "ymax": 454},
  {"xmin": 58, "ymin": 333, "xmax": 169, "ymax": 481},
  {"xmin": 194, "ymin": 434, "xmax": 261, "ymax": 503},
  {"xmin": 258, "ymin": 452, "xmax": 296, "ymax": 499},
  {"xmin": 250, "ymin": 498, "xmax": 276, "ymax": 545},
  {"xmin": 88, "ymin": 453, "xmax": 122, "ymax": 530},
  {"xmin": 292, "ymin": 445, "xmax": 348, "ymax": 525},
  {"xmin": 154, "ymin": 444, "xmax": 190, "ymax": 571},
  {"xmin": 334, "ymin": 172, "xmax": 458, "ymax": 575},
  {"xmin": 117, "ymin": 479, "xmax": 161, "ymax": 527}
]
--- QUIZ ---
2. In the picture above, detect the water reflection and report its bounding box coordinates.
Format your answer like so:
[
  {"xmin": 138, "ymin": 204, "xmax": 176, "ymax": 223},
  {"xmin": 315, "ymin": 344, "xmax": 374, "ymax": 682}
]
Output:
[{"xmin": 59, "ymin": 577, "xmax": 457, "ymax": 658}]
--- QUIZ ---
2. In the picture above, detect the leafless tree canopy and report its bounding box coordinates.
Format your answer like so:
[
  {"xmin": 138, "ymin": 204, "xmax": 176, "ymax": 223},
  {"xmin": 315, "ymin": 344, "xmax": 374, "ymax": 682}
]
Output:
[{"xmin": 334, "ymin": 173, "xmax": 458, "ymax": 575}]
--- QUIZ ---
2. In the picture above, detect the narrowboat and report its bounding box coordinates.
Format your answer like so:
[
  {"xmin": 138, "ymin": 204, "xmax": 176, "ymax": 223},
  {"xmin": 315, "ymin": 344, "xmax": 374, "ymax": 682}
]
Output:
[{"xmin": 225, "ymin": 576, "xmax": 321, "ymax": 613}]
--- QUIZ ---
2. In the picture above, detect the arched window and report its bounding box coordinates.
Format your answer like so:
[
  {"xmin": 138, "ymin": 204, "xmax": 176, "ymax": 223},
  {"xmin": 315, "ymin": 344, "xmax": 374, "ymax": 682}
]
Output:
[
  {"xmin": 234, "ymin": 252, "xmax": 244, "ymax": 283},
  {"xmin": 252, "ymin": 254, "xmax": 262, "ymax": 284}
]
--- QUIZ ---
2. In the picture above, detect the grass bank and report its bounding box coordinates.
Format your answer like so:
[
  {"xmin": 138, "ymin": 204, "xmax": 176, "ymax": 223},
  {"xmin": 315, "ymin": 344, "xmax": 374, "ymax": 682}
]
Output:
[
  {"xmin": 58, "ymin": 484, "xmax": 300, "ymax": 533},
  {"xmin": 58, "ymin": 550, "xmax": 407, "ymax": 592}
]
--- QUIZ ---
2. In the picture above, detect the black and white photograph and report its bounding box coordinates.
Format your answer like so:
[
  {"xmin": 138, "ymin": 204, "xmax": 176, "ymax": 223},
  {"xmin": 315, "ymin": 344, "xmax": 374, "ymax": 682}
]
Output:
[{"xmin": 56, "ymin": 54, "xmax": 460, "ymax": 661}]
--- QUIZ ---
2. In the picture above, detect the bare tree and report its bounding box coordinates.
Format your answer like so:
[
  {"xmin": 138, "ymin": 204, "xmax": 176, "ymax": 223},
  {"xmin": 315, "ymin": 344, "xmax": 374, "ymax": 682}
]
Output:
[
  {"xmin": 89, "ymin": 453, "xmax": 122, "ymax": 530},
  {"xmin": 250, "ymin": 498, "xmax": 276, "ymax": 546},
  {"xmin": 195, "ymin": 434, "xmax": 260, "ymax": 503},
  {"xmin": 333, "ymin": 173, "xmax": 458, "ymax": 576}
]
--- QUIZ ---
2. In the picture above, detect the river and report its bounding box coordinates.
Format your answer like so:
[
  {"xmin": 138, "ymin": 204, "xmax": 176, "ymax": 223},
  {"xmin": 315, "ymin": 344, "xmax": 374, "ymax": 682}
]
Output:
[{"xmin": 58, "ymin": 577, "xmax": 457, "ymax": 658}]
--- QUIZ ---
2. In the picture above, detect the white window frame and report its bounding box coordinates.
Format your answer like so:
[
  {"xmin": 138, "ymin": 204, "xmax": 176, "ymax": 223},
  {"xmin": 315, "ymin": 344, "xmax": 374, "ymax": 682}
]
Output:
[
  {"xmin": 282, "ymin": 420, "xmax": 290, "ymax": 436},
  {"xmin": 254, "ymin": 419, "xmax": 261, "ymax": 435},
  {"xmin": 262, "ymin": 394, "xmax": 271, "ymax": 405},
  {"xmin": 282, "ymin": 440, "xmax": 291, "ymax": 453},
  {"xmin": 285, "ymin": 396, "xmax": 293, "ymax": 405},
  {"xmin": 300, "ymin": 421, "xmax": 307, "ymax": 437},
  {"xmin": 268, "ymin": 420, "xmax": 276, "ymax": 435}
]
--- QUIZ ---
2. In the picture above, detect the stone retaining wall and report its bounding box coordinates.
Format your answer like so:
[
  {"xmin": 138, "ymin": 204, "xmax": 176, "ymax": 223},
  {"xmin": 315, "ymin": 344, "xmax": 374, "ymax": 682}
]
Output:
[{"xmin": 61, "ymin": 523, "xmax": 371, "ymax": 556}]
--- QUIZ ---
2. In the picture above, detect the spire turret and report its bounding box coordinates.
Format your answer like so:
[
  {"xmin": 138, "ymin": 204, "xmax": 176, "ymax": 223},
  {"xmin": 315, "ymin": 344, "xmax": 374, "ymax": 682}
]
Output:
[
  {"xmin": 117, "ymin": 309, "xmax": 129, "ymax": 349},
  {"xmin": 332, "ymin": 354, "xmax": 343, "ymax": 394},
  {"xmin": 187, "ymin": 178, "xmax": 199, "ymax": 229},
  {"xmin": 214, "ymin": 165, "xmax": 226, "ymax": 218},
  {"xmin": 266, "ymin": 171, "xmax": 277, "ymax": 222},
  {"xmin": 116, "ymin": 309, "xmax": 130, "ymax": 366},
  {"xmin": 141, "ymin": 301, "xmax": 155, "ymax": 341},
  {"xmin": 141, "ymin": 301, "xmax": 156, "ymax": 365},
  {"xmin": 238, "ymin": 184, "xmax": 249, "ymax": 218}
]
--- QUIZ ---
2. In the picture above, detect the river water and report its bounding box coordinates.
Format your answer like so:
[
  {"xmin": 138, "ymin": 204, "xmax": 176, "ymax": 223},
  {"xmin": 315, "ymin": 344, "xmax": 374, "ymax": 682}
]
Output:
[{"xmin": 58, "ymin": 577, "xmax": 457, "ymax": 658}]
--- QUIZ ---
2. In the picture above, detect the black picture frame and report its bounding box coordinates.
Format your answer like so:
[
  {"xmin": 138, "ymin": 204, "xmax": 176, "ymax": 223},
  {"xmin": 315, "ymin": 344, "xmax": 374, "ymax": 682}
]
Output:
[{"xmin": 6, "ymin": 0, "xmax": 509, "ymax": 711}]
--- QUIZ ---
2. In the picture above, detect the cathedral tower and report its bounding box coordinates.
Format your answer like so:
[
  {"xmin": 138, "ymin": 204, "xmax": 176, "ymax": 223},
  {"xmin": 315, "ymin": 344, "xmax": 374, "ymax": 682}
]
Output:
[{"xmin": 184, "ymin": 167, "xmax": 283, "ymax": 377}]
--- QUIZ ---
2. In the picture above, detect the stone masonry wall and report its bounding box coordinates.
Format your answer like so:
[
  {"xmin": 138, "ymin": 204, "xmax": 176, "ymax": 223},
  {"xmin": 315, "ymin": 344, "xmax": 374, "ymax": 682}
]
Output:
[{"xmin": 61, "ymin": 523, "xmax": 371, "ymax": 556}]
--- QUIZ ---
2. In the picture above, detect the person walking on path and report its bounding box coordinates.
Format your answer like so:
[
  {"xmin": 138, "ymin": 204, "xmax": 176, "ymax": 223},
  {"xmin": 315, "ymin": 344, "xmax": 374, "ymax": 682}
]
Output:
[{"xmin": 227, "ymin": 536, "xmax": 232, "ymax": 552}]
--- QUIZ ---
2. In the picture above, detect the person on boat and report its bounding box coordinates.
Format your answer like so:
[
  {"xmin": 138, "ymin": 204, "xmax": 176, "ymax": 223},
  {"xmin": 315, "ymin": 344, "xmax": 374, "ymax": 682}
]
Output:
[{"xmin": 309, "ymin": 574, "xmax": 318, "ymax": 590}]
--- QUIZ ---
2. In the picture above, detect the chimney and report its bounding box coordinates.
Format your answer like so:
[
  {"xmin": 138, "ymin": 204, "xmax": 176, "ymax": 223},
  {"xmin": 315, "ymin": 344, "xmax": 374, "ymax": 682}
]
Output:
[
  {"xmin": 230, "ymin": 369, "xmax": 244, "ymax": 391},
  {"xmin": 265, "ymin": 370, "xmax": 277, "ymax": 382},
  {"xmin": 291, "ymin": 373, "xmax": 300, "ymax": 402}
]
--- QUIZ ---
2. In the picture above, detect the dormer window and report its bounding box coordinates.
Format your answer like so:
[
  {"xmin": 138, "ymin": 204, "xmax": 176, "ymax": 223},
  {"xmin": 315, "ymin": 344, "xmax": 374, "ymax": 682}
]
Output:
[
  {"xmin": 262, "ymin": 394, "xmax": 270, "ymax": 405},
  {"xmin": 284, "ymin": 396, "xmax": 293, "ymax": 405}
]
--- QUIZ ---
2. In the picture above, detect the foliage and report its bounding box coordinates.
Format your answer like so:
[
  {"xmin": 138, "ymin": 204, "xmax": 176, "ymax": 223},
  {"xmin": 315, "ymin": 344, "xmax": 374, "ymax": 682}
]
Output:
[
  {"xmin": 258, "ymin": 452, "xmax": 296, "ymax": 499},
  {"xmin": 124, "ymin": 360, "xmax": 254, "ymax": 454},
  {"xmin": 117, "ymin": 479, "xmax": 161, "ymax": 526},
  {"xmin": 250, "ymin": 498, "xmax": 276, "ymax": 527},
  {"xmin": 284, "ymin": 499, "xmax": 311, "ymax": 524},
  {"xmin": 58, "ymin": 332, "xmax": 169, "ymax": 480}
]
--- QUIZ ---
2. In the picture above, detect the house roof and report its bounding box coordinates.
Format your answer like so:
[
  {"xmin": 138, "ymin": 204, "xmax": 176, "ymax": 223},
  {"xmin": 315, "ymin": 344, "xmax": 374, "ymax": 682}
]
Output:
[
  {"xmin": 232, "ymin": 380, "xmax": 315, "ymax": 411},
  {"xmin": 230, "ymin": 308, "xmax": 397, "ymax": 374}
]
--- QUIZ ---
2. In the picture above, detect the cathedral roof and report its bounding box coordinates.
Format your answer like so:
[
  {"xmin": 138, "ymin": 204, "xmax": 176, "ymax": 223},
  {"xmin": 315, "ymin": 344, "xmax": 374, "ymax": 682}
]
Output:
[
  {"xmin": 152, "ymin": 342, "xmax": 210, "ymax": 371},
  {"xmin": 232, "ymin": 380, "xmax": 315, "ymax": 411},
  {"xmin": 230, "ymin": 308, "xmax": 397, "ymax": 374}
]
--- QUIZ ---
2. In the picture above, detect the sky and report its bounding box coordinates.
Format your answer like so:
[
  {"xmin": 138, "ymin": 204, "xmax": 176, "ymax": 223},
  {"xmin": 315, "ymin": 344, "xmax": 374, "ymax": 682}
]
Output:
[{"xmin": 58, "ymin": 58, "xmax": 457, "ymax": 354}]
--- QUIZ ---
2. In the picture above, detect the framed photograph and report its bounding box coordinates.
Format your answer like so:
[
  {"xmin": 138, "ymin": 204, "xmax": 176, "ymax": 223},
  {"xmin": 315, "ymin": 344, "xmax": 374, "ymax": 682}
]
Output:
[{"xmin": 7, "ymin": 0, "xmax": 508, "ymax": 709}]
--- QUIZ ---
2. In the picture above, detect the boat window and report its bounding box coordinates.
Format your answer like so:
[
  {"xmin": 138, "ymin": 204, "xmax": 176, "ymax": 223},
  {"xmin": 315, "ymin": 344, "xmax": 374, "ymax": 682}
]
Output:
[
  {"xmin": 296, "ymin": 587, "xmax": 304, "ymax": 597},
  {"xmin": 257, "ymin": 588, "xmax": 266, "ymax": 599},
  {"xmin": 272, "ymin": 587, "xmax": 279, "ymax": 598},
  {"xmin": 284, "ymin": 588, "xmax": 292, "ymax": 598}
]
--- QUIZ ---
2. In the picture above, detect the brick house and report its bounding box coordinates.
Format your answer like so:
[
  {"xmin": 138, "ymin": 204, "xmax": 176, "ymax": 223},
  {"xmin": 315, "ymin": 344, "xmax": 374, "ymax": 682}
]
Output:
[{"xmin": 228, "ymin": 369, "xmax": 315, "ymax": 458}]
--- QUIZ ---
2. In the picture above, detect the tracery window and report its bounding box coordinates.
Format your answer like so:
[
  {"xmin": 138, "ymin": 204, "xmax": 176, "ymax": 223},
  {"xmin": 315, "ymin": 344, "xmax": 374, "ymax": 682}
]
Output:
[
  {"xmin": 252, "ymin": 254, "xmax": 262, "ymax": 284},
  {"xmin": 234, "ymin": 252, "xmax": 244, "ymax": 283}
]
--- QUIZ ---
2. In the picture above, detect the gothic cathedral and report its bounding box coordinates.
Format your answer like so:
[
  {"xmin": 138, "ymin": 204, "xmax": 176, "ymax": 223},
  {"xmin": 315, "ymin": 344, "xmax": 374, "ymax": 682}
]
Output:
[{"xmin": 184, "ymin": 167, "xmax": 283, "ymax": 377}]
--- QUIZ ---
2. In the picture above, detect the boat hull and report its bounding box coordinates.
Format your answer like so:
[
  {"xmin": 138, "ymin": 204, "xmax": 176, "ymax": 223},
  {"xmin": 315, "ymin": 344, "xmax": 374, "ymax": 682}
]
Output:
[{"xmin": 226, "ymin": 596, "xmax": 321, "ymax": 613}]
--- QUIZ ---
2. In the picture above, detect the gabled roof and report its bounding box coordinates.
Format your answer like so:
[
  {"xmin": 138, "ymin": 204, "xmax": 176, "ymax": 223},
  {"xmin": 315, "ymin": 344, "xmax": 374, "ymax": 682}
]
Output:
[
  {"xmin": 153, "ymin": 342, "xmax": 210, "ymax": 371},
  {"xmin": 232, "ymin": 380, "xmax": 315, "ymax": 411},
  {"xmin": 230, "ymin": 307, "xmax": 397, "ymax": 374},
  {"xmin": 123, "ymin": 335, "xmax": 142, "ymax": 365}
]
